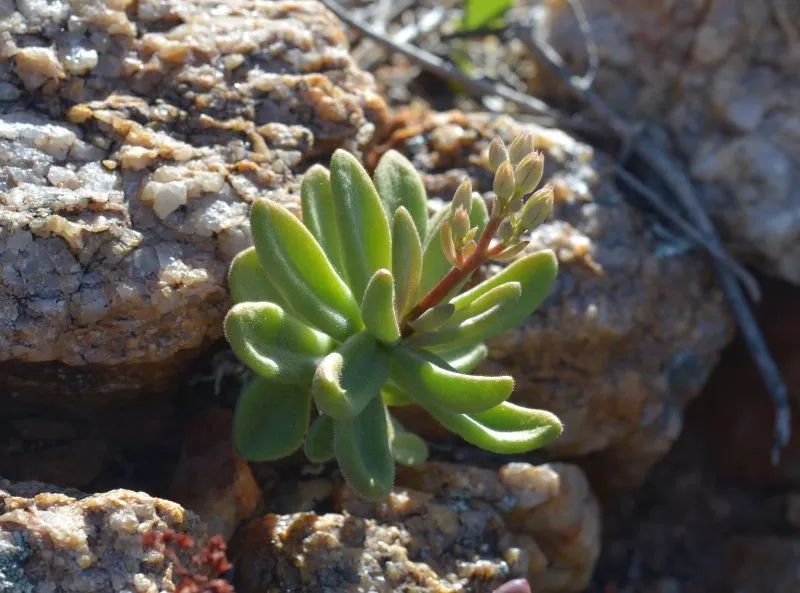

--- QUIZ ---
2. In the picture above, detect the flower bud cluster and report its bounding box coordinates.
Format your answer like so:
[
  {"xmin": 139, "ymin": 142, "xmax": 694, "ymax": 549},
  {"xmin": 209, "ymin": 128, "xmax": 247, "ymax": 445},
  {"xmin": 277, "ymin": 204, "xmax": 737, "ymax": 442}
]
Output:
[
  {"xmin": 486, "ymin": 134, "xmax": 554, "ymax": 259},
  {"xmin": 441, "ymin": 178, "xmax": 480, "ymax": 268}
]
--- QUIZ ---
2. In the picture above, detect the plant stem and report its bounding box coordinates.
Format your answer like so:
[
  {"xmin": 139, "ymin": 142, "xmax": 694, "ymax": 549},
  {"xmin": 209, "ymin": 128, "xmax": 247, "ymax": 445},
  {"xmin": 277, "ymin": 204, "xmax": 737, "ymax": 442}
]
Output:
[{"xmin": 401, "ymin": 216, "xmax": 502, "ymax": 335}]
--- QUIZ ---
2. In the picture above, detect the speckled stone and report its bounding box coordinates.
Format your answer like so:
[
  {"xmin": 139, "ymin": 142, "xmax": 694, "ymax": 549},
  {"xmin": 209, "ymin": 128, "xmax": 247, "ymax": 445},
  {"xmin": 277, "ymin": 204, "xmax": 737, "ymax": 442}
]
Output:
[
  {"xmin": 0, "ymin": 0, "xmax": 388, "ymax": 398},
  {"xmin": 232, "ymin": 461, "xmax": 599, "ymax": 593},
  {"xmin": 538, "ymin": 0, "xmax": 800, "ymax": 283},
  {"xmin": 0, "ymin": 479, "xmax": 207, "ymax": 593}
]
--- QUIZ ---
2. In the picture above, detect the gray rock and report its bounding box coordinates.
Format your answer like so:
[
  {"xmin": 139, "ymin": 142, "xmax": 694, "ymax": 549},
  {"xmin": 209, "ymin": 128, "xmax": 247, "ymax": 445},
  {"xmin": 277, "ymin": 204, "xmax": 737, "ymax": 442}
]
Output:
[
  {"xmin": 539, "ymin": 0, "xmax": 800, "ymax": 283},
  {"xmin": 0, "ymin": 0, "xmax": 388, "ymax": 397}
]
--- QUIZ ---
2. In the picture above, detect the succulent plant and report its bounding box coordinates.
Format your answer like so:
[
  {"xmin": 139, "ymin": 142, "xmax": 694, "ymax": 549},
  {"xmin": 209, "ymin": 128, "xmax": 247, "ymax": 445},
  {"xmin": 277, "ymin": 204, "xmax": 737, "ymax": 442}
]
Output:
[{"xmin": 225, "ymin": 133, "xmax": 563, "ymax": 500}]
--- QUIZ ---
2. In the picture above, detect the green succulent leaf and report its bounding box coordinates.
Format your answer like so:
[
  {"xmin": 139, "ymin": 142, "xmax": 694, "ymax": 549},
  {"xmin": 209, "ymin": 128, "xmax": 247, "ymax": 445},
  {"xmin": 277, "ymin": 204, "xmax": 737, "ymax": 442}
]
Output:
[
  {"xmin": 381, "ymin": 382, "xmax": 413, "ymax": 407},
  {"xmin": 250, "ymin": 199, "xmax": 362, "ymax": 341},
  {"xmin": 305, "ymin": 414, "xmax": 335, "ymax": 463},
  {"xmin": 312, "ymin": 332, "xmax": 389, "ymax": 420},
  {"xmin": 228, "ymin": 246, "xmax": 288, "ymax": 309},
  {"xmin": 425, "ymin": 401, "xmax": 563, "ymax": 454},
  {"xmin": 419, "ymin": 193, "xmax": 489, "ymax": 298},
  {"xmin": 389, "ymin": 345, "xmax": 513, "ymax": 414},
  {"xmin": 334, "ymin": 396, "xmax": 395, "ymax": 501},
  {"xmin": 233, "ymin": 377, "xmax": 310, "ymax": 461},
  {"xmin": 420, "ymin": 250, "xmax": 557, "ymax": 349},
  {"xmin": 448, "ymin": 281, "xmax": 521, "ymax": 325},
  {"xmin": 330, "ymin": 149, "xmax": 392, "ymax": 300},
  {"xmin": 374, "ymin": 150, "xmax": 428, "ymax": 241},
  {"xmin": 301, "ymin": 165, "xmax": 346, "ymax": 278},
  {"xmin": 437, "ymin": 343, "xmax": 489, "ymax": 372},
  {"xmin": 389, "ymin": 419, "xmax": 429, "ymax": 466},
  {"xmin": 391, "ymin": 207, "xmax": 423, "ymax": 317},
  {"xmin": 407, "ymin": 303, "xmax": 455, "ymax": 333},
  {"xmin": 225, "ymin": 302, "xmax": 333, "ymax": 382},
  {"xmin": 361, "ymin": 269, "xmax": 401, "ymax": 344},
  {"xmin": 409, "ymin": 281, "xmax": 523, "ymax": 349}
]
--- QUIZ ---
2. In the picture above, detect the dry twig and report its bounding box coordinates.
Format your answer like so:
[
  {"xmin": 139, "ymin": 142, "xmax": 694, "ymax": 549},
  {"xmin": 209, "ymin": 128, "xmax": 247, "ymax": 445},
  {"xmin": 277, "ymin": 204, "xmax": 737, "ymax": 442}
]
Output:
[{"xmin": 321, "ymin": 0, "xmax": 561, "ymax": 125}]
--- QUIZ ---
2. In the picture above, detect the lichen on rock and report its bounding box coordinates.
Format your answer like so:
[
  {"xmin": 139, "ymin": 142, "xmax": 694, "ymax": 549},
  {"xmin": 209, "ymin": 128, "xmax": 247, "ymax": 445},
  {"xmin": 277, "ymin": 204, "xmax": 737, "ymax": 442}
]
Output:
[{"xmin": 0, "ymin": 479, "xmax": 206, "ymax": 593}]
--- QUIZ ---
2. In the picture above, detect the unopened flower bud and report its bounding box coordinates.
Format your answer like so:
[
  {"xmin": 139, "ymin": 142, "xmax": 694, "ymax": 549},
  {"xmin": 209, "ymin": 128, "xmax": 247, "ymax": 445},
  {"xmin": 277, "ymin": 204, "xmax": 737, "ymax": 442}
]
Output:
[
  {"xmin": 491, "ymin": 240, "xmax": 529, "ymax": 262},
  {"xmin": 498, "ymin": 219, "xmax": 514, "ymax": 243},
  {"xmin": 487, "ymin": 195, "xmax": 500, "ymax": 218},
  {"xmin": 508, "ymin": 132, "xmax": 535, "ymax": 165},
  {"xmin": 488, "ymin": 137, "xmax": 508, "ymax": 173},
  {"xmin": 519, "ymin": 185, "xmax": 554, "ymax": 231},
  {"xmin": 452, "ymin": 207, "xmax": 471, "ymax": 240},
  {"xmin": 464, "ymin": 226, "xmax": 478, "ymax": 243},
  {"xmin": 493, "ymin": 161, "xmax": 515, "ymax": 203},
  {"xmin": 440, "ymin": 220, "xmax": 458, "ymax": 266},
  {"xmin": 461, "ymin": 239, "xmax": 477, "ymax": 260},
  {"xmin": 514, "ymin": 152, "xmax": 544, "ymax": 196},
  {"xmin": 451, "ymin": 178, "xmax": 472, "ymax": 215}
]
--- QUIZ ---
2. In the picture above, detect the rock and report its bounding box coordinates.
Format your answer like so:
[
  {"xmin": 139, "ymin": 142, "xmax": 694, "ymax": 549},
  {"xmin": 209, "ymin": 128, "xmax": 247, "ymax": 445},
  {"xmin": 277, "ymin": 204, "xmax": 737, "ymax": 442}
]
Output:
[
  {"xmin": 0, "ymin": 478, "xmax": 207, "ymax": 592},
  {"xmin": 232, "ymin": 461, "xmax": 599, "ymax": 593},
  {"xmin": 0, "ymin": 0, "xmax": 388, "ymax": 399},
  {"xmin": 716, "ymin": 536, "xmax": 800, "ymax": 593},
  {"xmin": 378, "ymin": 108, "xmax": 733, "ymax": 489},
  {"xmin": 0, "ymin": 438, "xmax": 106, "ymax": 490},
  {"xmin": 538, "ymin": 0, "xmax": 800, "ymax": 283},
  {"xmin": 168, "ymin": 408, "xmax": 262, "ymax": 541}
]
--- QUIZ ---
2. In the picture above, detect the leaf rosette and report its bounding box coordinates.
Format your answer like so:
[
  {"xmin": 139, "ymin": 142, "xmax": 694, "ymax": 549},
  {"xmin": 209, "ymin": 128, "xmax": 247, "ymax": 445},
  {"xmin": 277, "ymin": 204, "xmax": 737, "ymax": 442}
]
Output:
[{"xmin": 225, "ymin": 137, "xmax": 563, "ymax": 500}]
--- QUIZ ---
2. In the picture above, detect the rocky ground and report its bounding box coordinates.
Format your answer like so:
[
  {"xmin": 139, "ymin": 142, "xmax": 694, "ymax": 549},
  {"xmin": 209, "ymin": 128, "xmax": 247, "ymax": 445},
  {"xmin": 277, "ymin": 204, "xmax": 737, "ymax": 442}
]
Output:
[
  {"xmin": 1, "ymin": 0, "xmax": 799, "ymax": 591},
  {"xmin": 589, "ymin": 280, "xmax": 800, "ymax": 593}
]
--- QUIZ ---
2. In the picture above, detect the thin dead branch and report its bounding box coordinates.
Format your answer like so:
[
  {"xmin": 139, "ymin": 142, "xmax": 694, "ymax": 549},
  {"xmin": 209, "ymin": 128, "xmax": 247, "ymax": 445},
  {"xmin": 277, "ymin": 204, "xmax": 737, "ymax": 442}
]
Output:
[
  {"xmin": 320, "ymin": 0, "xmax": 561, "ymax": 126},
  {"xmin": 394, "ymin": 6, "xmax": 447, "ymax": 44}
]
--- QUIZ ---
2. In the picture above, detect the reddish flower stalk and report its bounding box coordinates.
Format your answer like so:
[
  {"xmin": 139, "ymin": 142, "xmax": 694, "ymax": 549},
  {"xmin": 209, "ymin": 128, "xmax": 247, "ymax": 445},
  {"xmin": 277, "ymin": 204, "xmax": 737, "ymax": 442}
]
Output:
[{"xmin": 401, "ymin": 215, "xmax": 503, "ymax": 336}]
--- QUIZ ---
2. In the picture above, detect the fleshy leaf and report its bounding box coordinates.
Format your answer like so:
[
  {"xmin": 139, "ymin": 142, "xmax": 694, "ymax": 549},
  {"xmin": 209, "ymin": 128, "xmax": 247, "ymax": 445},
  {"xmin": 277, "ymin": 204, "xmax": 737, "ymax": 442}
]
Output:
[
  {"xmin": 224, "ymin": 302, "xmax": 333, "ymax": 382},
  {"xmin": 312, "ymin": 332, "xmax": 389, "ymax": 420},
  {"xmin": 233, "ymin": 377, "xmax": 310, "ymax": 461},
  {"xmin": 390, "ymin": 345, "xmax": 513, "ymax": 414},
  {"xmin": 407, "ymin": 303, "xmax": 454, "ymax": 333},
  {"xmin": 374, "ymin": 150, "xmax": 428, "ymax": 240},
  {"xmin": 334, "ymin": 396, "xmax": 394, "ymax": 501},
  {"xmin": 391, "ymin": 207, "xmax": 422, "ymax": 316},
  {"xmin": 305, "ymin": 414, "xmax": 335, "ymax": 463},
  {"xmin": 228, "ymin": 246, "xmax": 288, "ymax": 309},
  {"xmin": 425, "ymin": 401, "xmax": 563, "ymax": 454},
  {"xmin": 250, "ymin": 199, "xmax": 361, "ymax": 341},
  {"xmin": 389, "ymin": 419, "xmax": 429, "ymax": 466},
  {"xmin": 361, "ymin": 269, "xmax": 401, "ymax": 344},
  {"xmin": 301, "ymin": 165, "xmax": 346, "ymax": 278},
  {"xmin": 448, "ymin": 281, "xmax": 521, "ymax": 325},
  {"xmin": 409, "ymin": 282, "xmax": 522, "ymax": 349},
  {"xmin": 419, "ymin": 194, "xmax": 489, "ymax": 298},
  {"xmin": 423, "ymin": 250, "xmax": 558, "ymax": 348},
  {"xmin": 437, "ymin": 343, "xmax": 489, "ymax": 372},
  {"xmin": 381, "ymin": 382, "xmax": 413, "ymax": 407},
  {"xmin": 330, "ymin": 149, "xmax": 392, "ymax": 300}
]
